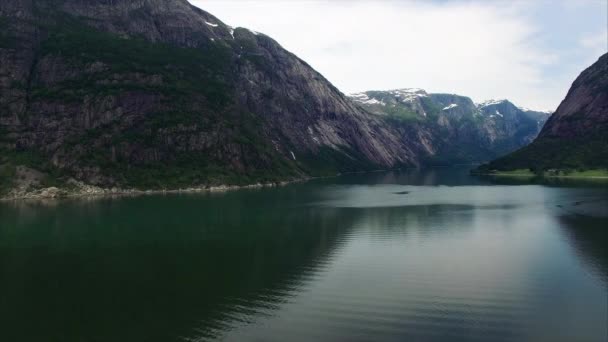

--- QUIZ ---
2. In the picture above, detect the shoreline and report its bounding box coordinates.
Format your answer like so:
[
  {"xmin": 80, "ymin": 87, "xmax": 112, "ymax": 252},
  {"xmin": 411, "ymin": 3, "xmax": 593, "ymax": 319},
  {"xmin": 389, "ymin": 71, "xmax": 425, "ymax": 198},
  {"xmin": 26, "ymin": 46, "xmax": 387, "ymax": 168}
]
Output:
[
  {"xmin": 6, "ymin": 166, "xmax": 606, "ymax": 202},
  {"xmin": 474, "ymin": 172, "xmax": 608, "ymax": 180},
  {"xmin": 0, "ymin": 166, "xmax": 411, "ymax": 202},
  {"xmin": 0, "ymin": 178, "xmax": 310, "ymax": 202}
]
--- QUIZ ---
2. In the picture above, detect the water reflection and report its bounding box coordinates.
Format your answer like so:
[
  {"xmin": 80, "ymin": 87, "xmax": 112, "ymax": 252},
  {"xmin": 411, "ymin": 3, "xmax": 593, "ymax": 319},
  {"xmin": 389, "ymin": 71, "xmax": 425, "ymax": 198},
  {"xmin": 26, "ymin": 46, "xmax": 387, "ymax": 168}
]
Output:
[
  {"xmin": 333, "ymin": 167, "xmax": 491, "ymax": 186},
  {"xmin": 559, "ymin": 214, "xmax": 608, "ymax": 282},
  {"xmin": 205, "ymin": 199, "xmax": 555, "ymax": 341},
  {"xmin": 0, "ymin": 191, "xmax": 359, "ymax": 342},
  {"xmin": 0, "ymin": 168, "xmax": 606, "ymax": 342}
]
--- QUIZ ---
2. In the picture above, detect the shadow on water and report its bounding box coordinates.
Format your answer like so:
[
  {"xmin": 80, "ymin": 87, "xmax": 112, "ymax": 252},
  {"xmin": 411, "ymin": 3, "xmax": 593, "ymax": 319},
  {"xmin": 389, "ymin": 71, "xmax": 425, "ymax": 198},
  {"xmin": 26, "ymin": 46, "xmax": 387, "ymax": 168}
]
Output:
[
  {"xmin": 0, "ymin": 191, "xmax": 487, "ymax": 342},
  {"xmin": 0, "ymin": 190, "xmax": 360, "ymax": 342},
  {"xmin": 558, "ymin": 214, "xmax": 608, "ymax": 282},
  {"xmin": 328, "ymin": 166, "xmax": 493, "ymax": 186},
  {"xmin": 476, "ymin": 174, "xmax": 608, "ymax": 188}
]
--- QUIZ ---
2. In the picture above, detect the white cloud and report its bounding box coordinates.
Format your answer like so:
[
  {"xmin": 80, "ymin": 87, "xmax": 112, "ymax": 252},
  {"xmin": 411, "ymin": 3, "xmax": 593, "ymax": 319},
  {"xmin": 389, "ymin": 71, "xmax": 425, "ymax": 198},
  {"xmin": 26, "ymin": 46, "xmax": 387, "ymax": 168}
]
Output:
[
  {"xmin": 189, "ymin": 0, "xmax": 604, "ymax": 111},
  {"xmin": 580, "ymin": 31, "xmax": 607, "ymax": 52}
]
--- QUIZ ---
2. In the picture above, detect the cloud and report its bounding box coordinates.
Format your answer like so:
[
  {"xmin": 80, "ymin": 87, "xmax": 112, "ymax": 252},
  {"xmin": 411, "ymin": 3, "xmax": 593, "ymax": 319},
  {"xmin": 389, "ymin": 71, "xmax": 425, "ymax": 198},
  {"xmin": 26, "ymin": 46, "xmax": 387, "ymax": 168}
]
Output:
[
  {"xmin": 580, "ymin": 31, "xmax": 607, "ymax": 52},
  {"xmin": 189, "ymin": 0, "xmax": 605, "ymax": 111}
]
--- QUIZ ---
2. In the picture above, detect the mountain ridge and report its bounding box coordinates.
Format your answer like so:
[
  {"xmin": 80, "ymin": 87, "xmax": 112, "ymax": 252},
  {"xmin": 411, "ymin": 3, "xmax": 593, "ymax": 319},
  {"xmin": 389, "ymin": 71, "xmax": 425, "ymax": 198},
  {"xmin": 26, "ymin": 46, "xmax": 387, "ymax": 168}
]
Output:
[{"xmin": 348, "ymin": 89, "xmax": 550, "ymax": 165}]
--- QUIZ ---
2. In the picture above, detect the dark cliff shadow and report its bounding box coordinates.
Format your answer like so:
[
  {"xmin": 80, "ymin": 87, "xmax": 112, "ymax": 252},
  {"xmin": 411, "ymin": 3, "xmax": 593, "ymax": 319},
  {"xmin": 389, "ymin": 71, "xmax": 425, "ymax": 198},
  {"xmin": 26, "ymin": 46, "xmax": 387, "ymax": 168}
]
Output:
[
  {"xmin": 558, "ymin": 214, "xmax": 608, "ymax": 283},
  {"xmin": 0, "ymin": 189, "xmax": 359, "ymax": 342}
]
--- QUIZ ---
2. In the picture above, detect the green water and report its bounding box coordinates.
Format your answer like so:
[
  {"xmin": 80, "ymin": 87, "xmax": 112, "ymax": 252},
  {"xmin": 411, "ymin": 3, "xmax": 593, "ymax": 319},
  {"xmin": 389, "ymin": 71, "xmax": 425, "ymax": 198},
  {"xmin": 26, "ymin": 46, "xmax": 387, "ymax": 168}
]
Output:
[{"xmin": 0, "ymin": 167, "xmax": 606, "ymax": 341}]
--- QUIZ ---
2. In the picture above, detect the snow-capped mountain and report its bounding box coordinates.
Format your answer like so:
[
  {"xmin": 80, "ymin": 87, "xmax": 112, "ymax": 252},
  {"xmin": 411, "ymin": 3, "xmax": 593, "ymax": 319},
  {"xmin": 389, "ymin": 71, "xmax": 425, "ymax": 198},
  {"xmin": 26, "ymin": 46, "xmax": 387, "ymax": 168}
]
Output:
[{"xmin": 348, "ymin": 89, "xmax": 551, "ymax": 164}]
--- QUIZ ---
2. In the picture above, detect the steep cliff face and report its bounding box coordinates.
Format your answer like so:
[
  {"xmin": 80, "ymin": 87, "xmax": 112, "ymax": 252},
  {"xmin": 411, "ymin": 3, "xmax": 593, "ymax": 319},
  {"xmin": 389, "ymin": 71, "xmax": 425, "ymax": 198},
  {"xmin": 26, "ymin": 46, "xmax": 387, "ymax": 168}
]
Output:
[
  {"xmin": 478, "ymin": 53, "xmax": 608, "ymax": 172},
  {"xmin": 538, "ymin": 54, "xmax": 608, "ymax": 139},
  {"xmin": 0, "ymin": 0, "xmax": 416, "ymax": 194},
  {"xmin": 349, "ymin": 90, "xmax": 550, "ymax": 165}
]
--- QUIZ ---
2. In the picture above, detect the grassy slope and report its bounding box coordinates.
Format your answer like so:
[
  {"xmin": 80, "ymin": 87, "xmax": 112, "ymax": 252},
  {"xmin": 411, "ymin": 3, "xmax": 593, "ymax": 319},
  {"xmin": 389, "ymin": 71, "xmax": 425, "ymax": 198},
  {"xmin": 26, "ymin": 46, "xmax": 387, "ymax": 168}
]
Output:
[
  {"xmin": 475, "ymin": 169, "xmax": 608, "ymax": 180},
  {"xmin": 475, "ymin": 129, "xmax": 608, "ymax": 177}
]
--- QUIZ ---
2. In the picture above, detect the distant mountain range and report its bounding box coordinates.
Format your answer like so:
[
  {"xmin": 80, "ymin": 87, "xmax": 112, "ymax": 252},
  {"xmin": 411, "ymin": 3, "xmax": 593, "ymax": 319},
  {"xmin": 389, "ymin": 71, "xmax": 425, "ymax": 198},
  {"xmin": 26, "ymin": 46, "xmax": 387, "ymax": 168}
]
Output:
[
  {"xmin": 476, "ymin": 53, "xmax": 608, "ymax": 174},
  {"xmin": 349, "ymin": 89, "xmax": 550, "ymax": 165}
]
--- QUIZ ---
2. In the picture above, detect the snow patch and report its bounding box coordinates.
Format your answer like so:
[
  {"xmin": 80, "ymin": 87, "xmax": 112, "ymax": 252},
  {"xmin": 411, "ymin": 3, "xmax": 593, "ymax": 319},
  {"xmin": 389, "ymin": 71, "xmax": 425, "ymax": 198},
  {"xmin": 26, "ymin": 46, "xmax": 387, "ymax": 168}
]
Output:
[
  {"xmin": 392, "ymin": 88, "xmax": 425, "ymax": 94},
  {"xmin": 290, "ymin": 151, "xmax": 296, "ymax": 161},
  {"xmin": 363, "ymin": 98, "xmax": 385, "ymax": 106},
  {"xmin": 205, "ymin": 21, "xmax": 219, "ymax": 27},
  {"xmin": 477, "ymin": 99, "xmax": 507, "ymax": 108},
  {"xmin": 388, "ymin": 88, "xmax": 428, "ymax": 103},
  {"xmin": 348, "ymin": 93, "xmax": 385, "ymax": 106},
  {"xmin": 518, "ymin": 106, "xmax": 553, "ymax": 114},
  {"xmin": 518, "ymin": 106, "xmax": 532, "ymax": 112},
  {"xmin": 307, "ymin": 126, "xmax": 320, "ymax": 143},
  {"xmin": 495, "ymin": 110, "xmax": 503, "ymax": 117},
  {"xmin": 442, "ymin": 104, "xmax": 458, "ymax": 111},
  {"xmin": 349, "ymin": 92, "xmax": 370, "ymax": 101}
]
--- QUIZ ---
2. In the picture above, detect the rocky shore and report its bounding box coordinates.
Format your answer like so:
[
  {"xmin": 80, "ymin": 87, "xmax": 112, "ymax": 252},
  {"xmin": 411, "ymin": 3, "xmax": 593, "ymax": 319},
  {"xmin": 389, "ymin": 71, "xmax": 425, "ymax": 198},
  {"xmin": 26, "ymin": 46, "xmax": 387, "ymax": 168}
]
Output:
[{"xmin": 0, "ymin": 179, "xmax": 302, "ymax": 201}]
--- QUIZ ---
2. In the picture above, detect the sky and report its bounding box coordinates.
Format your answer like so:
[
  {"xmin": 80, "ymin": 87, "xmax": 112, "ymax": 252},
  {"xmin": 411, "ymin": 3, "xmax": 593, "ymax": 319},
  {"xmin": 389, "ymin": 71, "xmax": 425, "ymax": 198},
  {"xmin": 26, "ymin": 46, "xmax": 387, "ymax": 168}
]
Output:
[{"xmin": 189, "ymin": 0, "xmax": 607, "ymax": 111}]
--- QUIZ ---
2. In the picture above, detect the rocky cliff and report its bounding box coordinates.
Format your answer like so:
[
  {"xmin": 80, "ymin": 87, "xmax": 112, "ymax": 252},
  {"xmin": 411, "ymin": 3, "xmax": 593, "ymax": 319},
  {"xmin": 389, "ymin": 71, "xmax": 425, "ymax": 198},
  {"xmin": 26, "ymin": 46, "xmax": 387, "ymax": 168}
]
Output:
[
  {"xmin": 349, "ymin": 89, "xmax": 550, "ymax": 165},
  {"xmin": 477, "ymin": 53, "xmax": 608, "ymax": 172},
  {"xmin": 0, "ymin": 0, "xmax": 418, "ymax": 195}
]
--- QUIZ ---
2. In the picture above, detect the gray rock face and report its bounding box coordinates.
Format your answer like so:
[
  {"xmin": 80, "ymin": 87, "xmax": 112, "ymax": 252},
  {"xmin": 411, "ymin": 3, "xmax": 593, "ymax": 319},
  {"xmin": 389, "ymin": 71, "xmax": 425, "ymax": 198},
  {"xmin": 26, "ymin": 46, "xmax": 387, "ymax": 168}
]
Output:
[
  {"xmin": 477, "ymin": 100, "xmax": 550, "ymax": 147},
  {"xmin": 349, "ymin": 89, "xmax": 550, "ymax": 164},
  {"xmin": 538, "ymin": 53, "xmax": 608, "ymax": 139},
  {"xmin": 0, "ymin": 0, "xmax": 417, "ymax": 191}
]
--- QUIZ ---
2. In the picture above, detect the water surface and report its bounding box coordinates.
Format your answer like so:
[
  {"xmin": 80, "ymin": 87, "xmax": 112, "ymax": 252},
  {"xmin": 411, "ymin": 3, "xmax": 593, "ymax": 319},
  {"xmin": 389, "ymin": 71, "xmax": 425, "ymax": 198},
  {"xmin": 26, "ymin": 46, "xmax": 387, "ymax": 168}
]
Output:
[{"xmin": 0, "ymin": 167, "xmax": 606, "ymax": 341}]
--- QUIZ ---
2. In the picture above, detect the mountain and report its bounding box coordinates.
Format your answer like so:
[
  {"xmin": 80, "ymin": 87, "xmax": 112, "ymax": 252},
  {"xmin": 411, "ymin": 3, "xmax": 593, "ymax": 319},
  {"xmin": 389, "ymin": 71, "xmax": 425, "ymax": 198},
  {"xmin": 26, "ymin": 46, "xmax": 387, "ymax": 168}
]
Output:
[
  {"xmin": 349, "ymin": 89, "xmax": 551, "ymax": 165},
  {"xmin": 0, "ymin": 0, "xmax": 418, "ymax": 196},
  {"xmin": 476, "ymin": 53, "xmax": 608, "ymax": 174}
]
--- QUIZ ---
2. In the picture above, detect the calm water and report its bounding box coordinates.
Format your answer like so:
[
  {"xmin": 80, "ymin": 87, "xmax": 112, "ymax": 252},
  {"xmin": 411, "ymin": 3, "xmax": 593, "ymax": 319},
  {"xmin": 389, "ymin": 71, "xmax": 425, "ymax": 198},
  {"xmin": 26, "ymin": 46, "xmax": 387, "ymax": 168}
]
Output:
[{"xmin": 0, "ymin": 167, "xmax": 606, "ymax": 342}]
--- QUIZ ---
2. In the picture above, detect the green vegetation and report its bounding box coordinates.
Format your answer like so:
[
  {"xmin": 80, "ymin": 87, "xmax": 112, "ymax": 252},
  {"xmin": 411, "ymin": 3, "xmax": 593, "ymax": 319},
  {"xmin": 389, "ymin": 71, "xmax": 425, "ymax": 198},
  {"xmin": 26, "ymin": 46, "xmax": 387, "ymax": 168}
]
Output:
[
  {"xmin": 0, "ymin": 18, "xmax": 16, "ymax": 48},
  {"xmin": 0, "ymin": 164, "xmax": 16, "ymax": 195},
  {"xmin": 107, "ymin": 159, "xmax": 294, "ymax": 190},
  {"xmin": 0, "ymin": 148, "xmax": 48, "ymax": 171},
  {"xmin": 384, "ymin": 106, "xmax": 424, "ymax": 123},
  {"xmin": 0, "ymin": 147, "xmax": 68, "ymax": 195},
  {"xmin": 477, "ymin": 130, "xmax": 608, "ymax": 174},
  {"xmin": 419, "ymin": 97, "xmax": 442, "ymax": 118},
  {"xmin": 480, "ymin": 169, "xmax": 536, "ymax": 177},
  {"xmin": 545, "ymin": 169, "xmax": 608, "ymax": 178},
  {"xmin": 565, "ymin": 169, "xmax": 608, "ymax": 177},
  {"xmin": 474, "ymin": 168, "xmax": 608, "ymax": 180},
  {"xmin": 37, "ymin": 14, "xmax": 233, "ymax": 108},
  {"xmin": 8, "ymin": 12, "xmax": 286, "ymax": 190},
  {"xmin": 359, "ymin": 92, "xmax": 429, "ymax": 123},
  {"xmin": 59, "ymin": 108, "xmax": 300, "ymax": 189}
]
